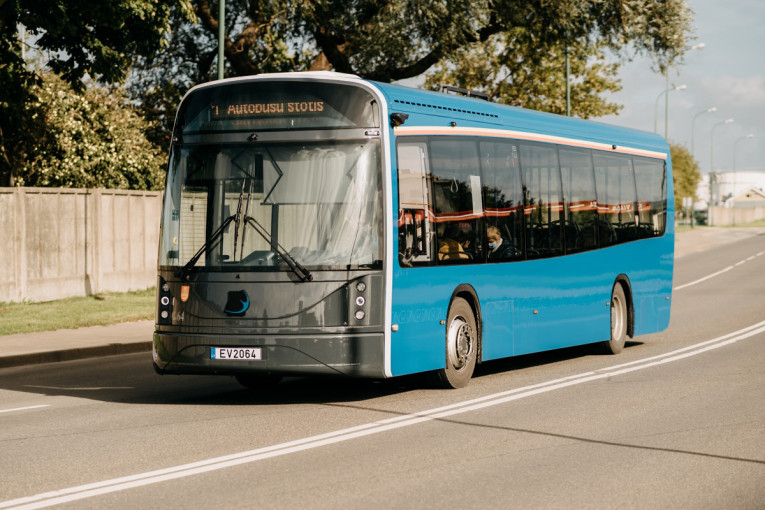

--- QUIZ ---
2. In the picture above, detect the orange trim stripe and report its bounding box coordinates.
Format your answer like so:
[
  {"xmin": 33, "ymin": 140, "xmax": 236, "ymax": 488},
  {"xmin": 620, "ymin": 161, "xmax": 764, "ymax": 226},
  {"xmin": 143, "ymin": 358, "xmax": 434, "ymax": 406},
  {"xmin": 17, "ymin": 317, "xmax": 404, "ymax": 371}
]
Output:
[{"xmin": 393, "ymin": 125, "xmax": 668, "ymax": 160}]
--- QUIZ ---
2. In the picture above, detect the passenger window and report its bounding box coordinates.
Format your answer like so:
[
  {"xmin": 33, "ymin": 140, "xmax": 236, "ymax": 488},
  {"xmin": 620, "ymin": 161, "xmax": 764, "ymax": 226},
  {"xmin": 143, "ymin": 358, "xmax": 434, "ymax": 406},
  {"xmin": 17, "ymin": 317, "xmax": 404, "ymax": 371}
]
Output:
[
  {"xmin": 397, "ymin": 140, "xmax": 435, "ymax": 266},
  {"xmin": 559, "ymin": 148, "xmax": 598, "ymax": 253},
  {"xmin": 593, "ymin": 153, "xmax": 638, "ymax": 246},
  {"xmin": 480, "ymin": 140, "xmax": 523, "ymax": 261},
  {"xmin": 633, "ymin": 157, "xmax": 667, "ymax": 237},
  {"xmin": 520, "ymin": 144, "xmax": 563, "ymax": 258},
  {"xmin": 430, "ymin": 138, "xmax": 482, "ymax": 263}
]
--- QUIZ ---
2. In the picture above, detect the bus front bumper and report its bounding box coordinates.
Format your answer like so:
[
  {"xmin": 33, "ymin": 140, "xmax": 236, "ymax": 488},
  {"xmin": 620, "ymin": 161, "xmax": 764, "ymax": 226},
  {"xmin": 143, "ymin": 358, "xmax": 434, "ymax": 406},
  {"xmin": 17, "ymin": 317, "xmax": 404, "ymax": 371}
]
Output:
[{"xmin": 152, "ymin": 331, "xmax": 386, "ymax": 378}]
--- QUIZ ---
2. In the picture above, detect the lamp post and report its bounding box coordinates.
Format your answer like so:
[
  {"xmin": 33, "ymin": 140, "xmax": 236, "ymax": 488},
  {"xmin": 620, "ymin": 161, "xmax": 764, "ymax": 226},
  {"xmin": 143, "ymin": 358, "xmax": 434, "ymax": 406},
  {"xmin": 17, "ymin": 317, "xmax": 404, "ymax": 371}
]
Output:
[
  {"xmin": 654, "ymin": 84, "xmax": 687, "ymax": 135},
  {"xmin": 217, "ymin": 0, "xmax": 225, "ymax": 80},
  {"xmin": 732, "ymin": 134, "xmax": 755, "ymax": 226},
  {"xmin": 565, "ymin": 41, "xmax": 571, "ymax": 116},
  {"xmin": 691, "ymin": 106, "xmax": 716, "ymax": 159},
  {"xmin": 657, "ymin": 43, "xmax": 704, "ymax": 139}
]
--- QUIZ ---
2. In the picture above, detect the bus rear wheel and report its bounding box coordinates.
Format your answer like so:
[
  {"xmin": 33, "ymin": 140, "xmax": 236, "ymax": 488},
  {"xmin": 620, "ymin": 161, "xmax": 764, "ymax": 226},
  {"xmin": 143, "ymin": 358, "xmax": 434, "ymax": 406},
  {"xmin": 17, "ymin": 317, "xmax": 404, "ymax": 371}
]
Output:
[
  {"xmin": 435, "ymin": 297, "xmax": 477, "ymax": 389},
  {"xmin": 602, "ymin": 283, "xmax": 628, "ymax": 354}
]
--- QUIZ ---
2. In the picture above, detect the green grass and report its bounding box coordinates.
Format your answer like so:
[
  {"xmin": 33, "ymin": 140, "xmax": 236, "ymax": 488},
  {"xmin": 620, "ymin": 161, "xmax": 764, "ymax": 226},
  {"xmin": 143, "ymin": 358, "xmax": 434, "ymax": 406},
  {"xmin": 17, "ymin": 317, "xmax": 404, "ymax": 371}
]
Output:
[
  {"xmin": 0, "ymin": 288, "xmax": 155, "ymax": 336},
  {"xmin": 737, "ymin": 218, "xmax": 765, "ymax": 228}
]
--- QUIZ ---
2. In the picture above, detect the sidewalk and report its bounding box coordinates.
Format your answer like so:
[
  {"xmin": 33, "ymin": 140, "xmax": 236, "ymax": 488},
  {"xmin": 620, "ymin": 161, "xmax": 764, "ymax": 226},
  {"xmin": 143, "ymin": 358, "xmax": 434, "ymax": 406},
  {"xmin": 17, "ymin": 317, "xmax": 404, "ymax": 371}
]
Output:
[
  {"xmin": 674, "ymin": 226, "xmax": 765, "ymax": 258},
  {"xmin": 2, "ymin": 227, "xmax": 763, "ymax": 368},
  {"xmin": 0, "ymin": 320, "xmax": 154, "ymax": 368}
]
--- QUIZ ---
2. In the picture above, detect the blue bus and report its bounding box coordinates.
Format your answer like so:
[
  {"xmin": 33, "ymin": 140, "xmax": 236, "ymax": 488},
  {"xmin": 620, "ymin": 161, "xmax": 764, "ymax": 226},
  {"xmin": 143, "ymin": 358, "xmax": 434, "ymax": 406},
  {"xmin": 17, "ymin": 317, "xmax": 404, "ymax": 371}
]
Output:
[{"xmin": 153, "ymin": 72, "xmax": 673, "ymax": 388}]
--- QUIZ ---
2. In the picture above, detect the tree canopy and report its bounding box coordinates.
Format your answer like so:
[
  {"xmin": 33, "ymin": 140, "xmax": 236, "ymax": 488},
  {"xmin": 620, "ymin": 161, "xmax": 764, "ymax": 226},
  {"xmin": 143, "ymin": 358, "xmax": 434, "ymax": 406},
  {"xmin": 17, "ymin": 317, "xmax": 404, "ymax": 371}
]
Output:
[
  {"xmin": 16, "ymin": 74, "xmax": 166, "ymax": 189},
  {"xmin": 132, "ymin": 0, "xmax": 694, "ymax": 143},
  {"xmin": 0, "ymin": 0, "xmax": 194, "ymax": 186},
  {"xmin": 671, "ymin": 143, "xmax": 702, "ymax": 211},
  {"xmin": 191, "ymin": 0, "xmax": 693, "ymax": 81}
]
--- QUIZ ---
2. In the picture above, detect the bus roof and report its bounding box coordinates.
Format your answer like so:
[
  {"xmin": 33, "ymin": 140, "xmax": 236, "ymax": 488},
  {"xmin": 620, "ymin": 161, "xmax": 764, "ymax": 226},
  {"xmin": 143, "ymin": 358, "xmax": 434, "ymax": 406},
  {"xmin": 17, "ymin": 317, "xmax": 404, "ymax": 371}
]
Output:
[
  {"xmin": 369, "ymin": 79, "xmax": 668, "ymax": 157},
  {"xmin": 183, "ymin": 72, "xmax": 668, "ymax": 157}
]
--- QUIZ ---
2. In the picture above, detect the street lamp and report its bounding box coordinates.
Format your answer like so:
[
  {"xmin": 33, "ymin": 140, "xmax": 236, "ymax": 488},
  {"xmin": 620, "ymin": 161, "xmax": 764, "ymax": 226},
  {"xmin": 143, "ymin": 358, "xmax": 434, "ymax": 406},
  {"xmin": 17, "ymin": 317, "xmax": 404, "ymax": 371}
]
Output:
[
  {"xmin": 217, "ymin": 0, "xmax": 225, "ymax": 79},
  {"xmin": 732, "ymin": 134, "xmax": 755, "ymax": 226},
  {"xmin": 654, "ymin": 84, "xmax": 687, "ymax": 135},
  {"xmin": 657, "ymin": 43, "xmax": 704, "ymax": 139},
  {"xmin": 691, "ymin": 106, "xmax": 716, "ymax": 158}
]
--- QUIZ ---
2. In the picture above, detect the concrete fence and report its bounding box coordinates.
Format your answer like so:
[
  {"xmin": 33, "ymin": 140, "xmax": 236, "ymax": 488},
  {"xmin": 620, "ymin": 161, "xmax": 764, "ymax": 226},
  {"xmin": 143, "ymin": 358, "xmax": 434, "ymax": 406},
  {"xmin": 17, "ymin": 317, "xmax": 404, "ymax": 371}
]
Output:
[
  {"xmin": 709, "ymin": 206, "xmax": 765, "ymax": 226},
  {"xmin": 0, "ymin": 187, "xmax": 162, "ymax": 303}
]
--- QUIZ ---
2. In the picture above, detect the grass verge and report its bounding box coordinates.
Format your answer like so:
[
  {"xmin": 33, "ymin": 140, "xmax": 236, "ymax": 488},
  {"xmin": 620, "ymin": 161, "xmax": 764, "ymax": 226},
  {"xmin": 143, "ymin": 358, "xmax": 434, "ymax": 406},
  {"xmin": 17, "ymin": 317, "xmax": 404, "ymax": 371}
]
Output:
[{"xmin": 0, "ymin": 288, "xmax": 155, "ymax": 336}]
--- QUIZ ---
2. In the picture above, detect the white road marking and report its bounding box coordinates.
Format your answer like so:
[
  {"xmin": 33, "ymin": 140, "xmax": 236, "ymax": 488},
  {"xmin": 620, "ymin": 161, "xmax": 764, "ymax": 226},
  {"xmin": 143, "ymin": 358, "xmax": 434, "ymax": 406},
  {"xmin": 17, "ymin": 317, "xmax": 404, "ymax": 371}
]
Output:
[
  {"xmin": 2, "ymin": 320, "xmax": 765, "ymax": 510},
  {"xmin": 0, "ymin": 405, "xmax": 50, "ymax": 415},
  {"xmin": 674, "ymin": 250, "xmax": 764, "ymax": 290}
]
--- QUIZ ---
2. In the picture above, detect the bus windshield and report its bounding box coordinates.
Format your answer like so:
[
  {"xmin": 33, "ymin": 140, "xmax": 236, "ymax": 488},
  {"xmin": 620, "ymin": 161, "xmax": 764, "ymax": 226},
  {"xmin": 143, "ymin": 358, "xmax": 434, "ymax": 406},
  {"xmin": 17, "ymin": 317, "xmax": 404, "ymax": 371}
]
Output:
[{"xmin": 159, "ymin": 140, "xmax": 383, "ymax": 272}]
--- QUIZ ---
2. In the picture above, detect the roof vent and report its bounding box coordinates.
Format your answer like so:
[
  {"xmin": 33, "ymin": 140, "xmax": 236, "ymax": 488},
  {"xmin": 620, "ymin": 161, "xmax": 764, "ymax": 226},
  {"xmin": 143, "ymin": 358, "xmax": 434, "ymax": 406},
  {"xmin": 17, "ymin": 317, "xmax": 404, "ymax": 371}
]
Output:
[{"xmin": 440, "ymin": 85, "xmax": 490, "ymax": 101}]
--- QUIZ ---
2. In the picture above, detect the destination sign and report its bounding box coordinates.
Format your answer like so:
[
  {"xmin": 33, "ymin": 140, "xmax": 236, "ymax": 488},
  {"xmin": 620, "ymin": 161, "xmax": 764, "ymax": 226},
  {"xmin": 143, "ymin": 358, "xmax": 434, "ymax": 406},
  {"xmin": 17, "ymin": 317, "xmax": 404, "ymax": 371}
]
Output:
[
  {"xmin": 177, "ymin": 80, "xmax": 378, "ymax": 134},
  {"xmin": 210, "ymin": 101, "xmax": 325, "ymax": 118}
]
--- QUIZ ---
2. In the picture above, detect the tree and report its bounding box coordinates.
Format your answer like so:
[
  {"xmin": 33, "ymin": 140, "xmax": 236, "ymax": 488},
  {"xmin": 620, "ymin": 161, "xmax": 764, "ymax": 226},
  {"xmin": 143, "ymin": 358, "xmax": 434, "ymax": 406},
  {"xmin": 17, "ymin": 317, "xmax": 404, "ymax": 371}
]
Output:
[
  {"xmin": 0, "ymin": 0, "xmax": 194, "ymax": 186},
  {"xmin": 131, "ymin": 0, "xmax": 693, "ymax": 141},
  {"xmin": 670, "ymin": 143, "xmax": 701, "ymax": 212},
  {"xmin": 425, "ymin": 31, "xmax": 623, "ymax": 118},
  {"xmin": 16, "ymin": 74, "xmax": 166, "ymax": 190}
]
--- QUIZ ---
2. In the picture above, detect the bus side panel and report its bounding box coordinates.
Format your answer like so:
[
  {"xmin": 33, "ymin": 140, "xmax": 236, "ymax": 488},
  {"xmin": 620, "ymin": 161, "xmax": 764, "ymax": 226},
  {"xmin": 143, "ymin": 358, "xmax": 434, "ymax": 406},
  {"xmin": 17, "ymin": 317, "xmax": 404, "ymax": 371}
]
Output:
[
  {"xmin": 389, "ymin": 234, "xmax": 673, "ymax": 376},
  {"xmin": 629, "ymin": 234, "xmax": 674, "ymax": 335},
  {"xmin": 479, "ymin": 295, "xmax": 514, "ymax": 361},
  {"xmin": 390, "ymin": 268, "xmax": 453, "ymax": 376},
  {"xmin": 500, "ymin": 257, "xmax": 611, "ymax": 357}
]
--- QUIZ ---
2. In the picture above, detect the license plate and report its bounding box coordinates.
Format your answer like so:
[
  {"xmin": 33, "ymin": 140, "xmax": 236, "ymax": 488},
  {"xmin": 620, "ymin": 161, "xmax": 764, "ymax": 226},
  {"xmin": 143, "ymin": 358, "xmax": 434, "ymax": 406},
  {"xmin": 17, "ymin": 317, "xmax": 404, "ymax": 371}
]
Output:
[{"xmin": 211, "ymin": 347, "xmax": 263, "ymax": 360}]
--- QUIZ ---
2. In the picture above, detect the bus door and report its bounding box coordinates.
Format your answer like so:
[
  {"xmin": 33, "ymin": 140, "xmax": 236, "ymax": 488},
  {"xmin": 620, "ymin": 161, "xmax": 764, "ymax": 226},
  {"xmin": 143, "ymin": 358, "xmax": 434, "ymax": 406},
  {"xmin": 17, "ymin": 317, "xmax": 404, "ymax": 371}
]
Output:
[{"xmin": 397, "ymin": 142, "xmax": 434, "ymax": 264}]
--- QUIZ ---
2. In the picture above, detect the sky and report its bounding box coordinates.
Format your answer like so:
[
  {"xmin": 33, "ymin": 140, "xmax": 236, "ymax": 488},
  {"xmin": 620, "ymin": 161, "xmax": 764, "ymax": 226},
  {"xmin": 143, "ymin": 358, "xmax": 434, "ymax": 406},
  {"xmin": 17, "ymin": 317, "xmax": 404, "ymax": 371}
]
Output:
[{"xmin": 599, "ymin": 0, "xmax": 765, "ymax": 174}]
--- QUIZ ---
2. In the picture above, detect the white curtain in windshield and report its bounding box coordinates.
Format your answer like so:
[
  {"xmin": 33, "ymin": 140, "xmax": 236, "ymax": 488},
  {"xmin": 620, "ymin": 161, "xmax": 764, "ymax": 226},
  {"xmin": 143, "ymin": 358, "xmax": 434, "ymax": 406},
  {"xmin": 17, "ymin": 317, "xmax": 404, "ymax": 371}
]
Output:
[{"xmin": 159, "ymin": 140, "xmax": 382, "ymax": 269}]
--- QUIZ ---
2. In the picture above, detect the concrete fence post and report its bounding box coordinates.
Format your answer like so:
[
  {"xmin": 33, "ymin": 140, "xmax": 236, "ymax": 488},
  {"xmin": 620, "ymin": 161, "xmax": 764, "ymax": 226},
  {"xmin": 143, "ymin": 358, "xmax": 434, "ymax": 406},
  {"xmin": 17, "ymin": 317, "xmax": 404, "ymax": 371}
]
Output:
[{"xmin": 13, "ymin": 187, "xmax": 27, "ymax": 302}]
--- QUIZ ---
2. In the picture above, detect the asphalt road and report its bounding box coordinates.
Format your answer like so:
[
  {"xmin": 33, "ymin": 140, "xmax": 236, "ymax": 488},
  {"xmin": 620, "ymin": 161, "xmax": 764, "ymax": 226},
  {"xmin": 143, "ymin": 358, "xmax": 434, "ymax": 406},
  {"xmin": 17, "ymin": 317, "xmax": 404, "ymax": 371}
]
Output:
[{"xmin": 1, "ymin": 234, "xmax": 764, "ymax": 509}]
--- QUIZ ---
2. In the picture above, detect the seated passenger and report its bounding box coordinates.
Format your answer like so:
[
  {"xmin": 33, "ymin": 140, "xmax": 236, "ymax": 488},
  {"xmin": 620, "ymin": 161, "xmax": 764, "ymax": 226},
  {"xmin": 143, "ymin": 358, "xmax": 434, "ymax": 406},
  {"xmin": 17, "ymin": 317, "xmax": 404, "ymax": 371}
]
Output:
[
  {"xmin": 487, "ymin": 226, "xmax": 515, "ymax": 260},
  {"xmin": 438, "ymin": 238, "xmax": 469, "ymax": 260}
]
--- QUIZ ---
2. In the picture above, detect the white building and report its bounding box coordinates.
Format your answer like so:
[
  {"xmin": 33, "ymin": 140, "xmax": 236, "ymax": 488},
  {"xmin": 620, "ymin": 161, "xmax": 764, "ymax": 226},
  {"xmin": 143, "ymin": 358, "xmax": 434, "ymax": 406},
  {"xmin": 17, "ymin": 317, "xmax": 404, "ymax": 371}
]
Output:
[{"xmin": 695, "ymin": 170, "xmax": 765, "ymax": 209}]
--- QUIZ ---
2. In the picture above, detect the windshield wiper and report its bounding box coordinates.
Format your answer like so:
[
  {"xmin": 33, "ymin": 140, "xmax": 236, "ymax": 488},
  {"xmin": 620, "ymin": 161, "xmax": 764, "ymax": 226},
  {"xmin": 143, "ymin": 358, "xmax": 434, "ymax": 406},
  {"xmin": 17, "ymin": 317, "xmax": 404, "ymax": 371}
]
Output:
[
  {"xmin": 175, "ymin": 214, "xmax": 236, "ymax": 280},
  {"xmin": 242, "ymin": 216, "xmax": 313, "ymax": 282}
]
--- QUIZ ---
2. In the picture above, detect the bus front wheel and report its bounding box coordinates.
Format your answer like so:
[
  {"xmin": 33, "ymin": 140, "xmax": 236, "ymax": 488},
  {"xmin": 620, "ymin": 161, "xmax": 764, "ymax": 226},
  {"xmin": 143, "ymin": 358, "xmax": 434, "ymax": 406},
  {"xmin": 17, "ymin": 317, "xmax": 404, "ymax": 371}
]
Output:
[
  {"xmin": 435, "ymin": 297, "xmax": 477, "ymax": 389},
  {"xmin": 602, "ymin": 283, "xmax": 628, "ymax": 354}
]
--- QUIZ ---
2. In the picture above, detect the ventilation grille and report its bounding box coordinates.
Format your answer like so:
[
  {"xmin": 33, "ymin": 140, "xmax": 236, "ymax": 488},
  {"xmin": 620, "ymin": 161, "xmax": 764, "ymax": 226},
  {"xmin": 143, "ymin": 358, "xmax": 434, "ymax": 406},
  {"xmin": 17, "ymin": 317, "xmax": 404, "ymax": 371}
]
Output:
[{"xmin": 393, "ymin": 99, "xmax": 499, "ymax": 119}]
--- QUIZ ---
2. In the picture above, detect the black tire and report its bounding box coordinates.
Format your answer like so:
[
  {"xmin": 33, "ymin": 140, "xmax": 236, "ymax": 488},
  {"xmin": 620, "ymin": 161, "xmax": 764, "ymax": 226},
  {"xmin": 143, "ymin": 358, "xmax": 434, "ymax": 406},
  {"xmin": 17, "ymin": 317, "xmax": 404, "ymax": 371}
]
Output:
[
  {"xmin": 434, "ymin": 297, "xmax": 478, "ymax": 388},
  {"xmin": 235, "ymin": 373, "xmax": 282, "ymax": 389},
  {"xmin": 602, "ymin": 283, "xmax": 628, "ymax": 354}
]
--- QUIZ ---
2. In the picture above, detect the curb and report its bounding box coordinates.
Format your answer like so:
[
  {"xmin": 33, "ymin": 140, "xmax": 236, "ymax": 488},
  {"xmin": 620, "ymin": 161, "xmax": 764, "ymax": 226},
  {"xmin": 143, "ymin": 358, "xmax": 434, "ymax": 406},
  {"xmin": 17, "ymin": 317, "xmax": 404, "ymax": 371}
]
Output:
[{"xmin": 0, "ymin": 341, "xmax": 152, "ymax": 369}]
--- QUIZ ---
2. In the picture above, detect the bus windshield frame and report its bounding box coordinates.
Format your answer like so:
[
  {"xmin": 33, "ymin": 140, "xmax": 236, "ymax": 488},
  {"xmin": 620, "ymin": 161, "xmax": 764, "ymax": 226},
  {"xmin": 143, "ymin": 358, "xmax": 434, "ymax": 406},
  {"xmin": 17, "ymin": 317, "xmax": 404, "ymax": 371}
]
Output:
[{"xmin": 159, "ymin": 136, "xmax": 384, "ymax": 273}]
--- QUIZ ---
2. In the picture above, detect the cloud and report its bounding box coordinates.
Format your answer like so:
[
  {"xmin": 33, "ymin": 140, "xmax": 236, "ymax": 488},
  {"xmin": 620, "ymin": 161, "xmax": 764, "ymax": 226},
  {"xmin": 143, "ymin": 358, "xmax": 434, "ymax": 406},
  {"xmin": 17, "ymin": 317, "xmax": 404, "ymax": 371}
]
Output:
[{"xmin": 700, "ymin": 75, "xmax": 765, "ymax": 108}]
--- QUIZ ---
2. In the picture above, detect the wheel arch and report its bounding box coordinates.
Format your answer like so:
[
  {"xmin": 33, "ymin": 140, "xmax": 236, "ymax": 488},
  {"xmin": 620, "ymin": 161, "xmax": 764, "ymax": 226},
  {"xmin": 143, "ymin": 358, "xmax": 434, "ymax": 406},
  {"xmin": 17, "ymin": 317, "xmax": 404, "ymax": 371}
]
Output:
[
  {"xmin": 613, "ymin": 274, "xmax": 634, "ymax": 338},
  {"xmin": 448, "ymin": 284, "xmax": 483, "ymax": 364}
]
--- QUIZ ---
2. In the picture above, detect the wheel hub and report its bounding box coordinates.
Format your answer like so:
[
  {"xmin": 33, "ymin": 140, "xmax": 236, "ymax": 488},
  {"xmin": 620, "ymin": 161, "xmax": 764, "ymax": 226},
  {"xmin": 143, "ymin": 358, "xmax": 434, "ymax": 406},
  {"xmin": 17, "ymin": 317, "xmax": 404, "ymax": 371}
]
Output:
[{"xmin": 447, "ymin": 316, "xmax": 474, "ymax": 370}]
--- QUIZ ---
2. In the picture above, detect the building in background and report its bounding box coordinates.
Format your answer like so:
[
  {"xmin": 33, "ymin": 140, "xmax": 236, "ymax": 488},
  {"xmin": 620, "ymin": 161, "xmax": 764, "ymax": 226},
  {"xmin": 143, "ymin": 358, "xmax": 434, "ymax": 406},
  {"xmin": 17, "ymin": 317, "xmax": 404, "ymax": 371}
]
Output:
[{"xmin": 694, "ymin": 170, "xmax": 765, "ymax": 225}]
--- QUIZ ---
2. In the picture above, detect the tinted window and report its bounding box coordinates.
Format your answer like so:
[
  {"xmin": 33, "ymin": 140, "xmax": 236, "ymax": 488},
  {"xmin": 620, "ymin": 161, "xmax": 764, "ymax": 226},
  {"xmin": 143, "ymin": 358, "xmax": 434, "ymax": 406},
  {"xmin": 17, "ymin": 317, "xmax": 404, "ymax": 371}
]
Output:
[
  {"xmin": 520, "ymin": 144, "xmax": 563, "ymax": 258},
  {"xmin": 430, "ymin": 139, "xmax": 482, "ymax": 263},
  {"xmin": 480, "ymin": 141, "xmax": 523, "ymax": 261},
  {"xmin": 634, "ymin": 157, "xmax": 667, "ymax": 237},
  {"xmin": 593, "ymin": 153, "xmax": 637, "ymax": 246},
  {"xmin": 559, "ymin": 148, "xmax": 598, "ymax": 252},
  {"xmin": 397, "ymin": 140, "xmax": 436, "ymax": 266}
]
